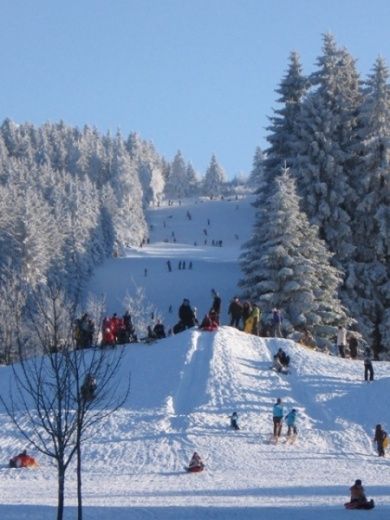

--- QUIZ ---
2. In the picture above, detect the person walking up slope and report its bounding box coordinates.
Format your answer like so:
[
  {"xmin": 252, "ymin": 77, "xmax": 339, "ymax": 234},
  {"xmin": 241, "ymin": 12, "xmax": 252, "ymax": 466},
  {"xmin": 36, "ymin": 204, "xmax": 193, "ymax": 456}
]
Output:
[
  {"xmin": 374, "ymin": 424, "xmax": 387, "ymax": 457},
  {"xmin": 272, "ymin": 398, "xmax": 284, "ymax": 442},
  {"xmin": 285, "ymin": 409, "xmax": 298, "ymax": 440}
]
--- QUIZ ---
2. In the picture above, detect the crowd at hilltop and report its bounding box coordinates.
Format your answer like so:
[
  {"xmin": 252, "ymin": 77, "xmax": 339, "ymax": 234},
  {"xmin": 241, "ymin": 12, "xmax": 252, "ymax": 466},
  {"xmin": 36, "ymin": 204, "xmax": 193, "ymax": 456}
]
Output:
[{"xmin": 73, "ymin": 289, "xmax": 368, "ymax": 366}]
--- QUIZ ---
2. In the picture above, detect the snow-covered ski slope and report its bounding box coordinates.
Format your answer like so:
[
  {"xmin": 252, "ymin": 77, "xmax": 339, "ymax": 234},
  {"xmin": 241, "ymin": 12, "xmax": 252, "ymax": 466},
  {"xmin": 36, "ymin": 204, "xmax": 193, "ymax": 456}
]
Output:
[
  {"xmin": 1, "ymin": 196, "xmax": 390, "ymax": 520},
  {"xmin": 87, "ymin": 196, "xmax": 256, "ymax": 326}
]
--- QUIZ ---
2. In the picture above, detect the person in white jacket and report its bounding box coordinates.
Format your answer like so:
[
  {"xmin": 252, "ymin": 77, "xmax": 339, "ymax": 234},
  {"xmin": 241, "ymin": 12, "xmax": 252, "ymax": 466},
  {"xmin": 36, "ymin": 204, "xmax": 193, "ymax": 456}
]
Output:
[{"xmin": 337, "ymin": 326, "xmax": 347, "ymax": 358}]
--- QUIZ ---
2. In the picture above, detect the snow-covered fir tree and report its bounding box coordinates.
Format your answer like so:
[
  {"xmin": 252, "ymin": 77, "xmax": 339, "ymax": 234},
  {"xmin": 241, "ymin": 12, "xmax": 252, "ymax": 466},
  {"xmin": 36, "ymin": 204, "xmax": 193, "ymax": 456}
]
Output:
[
  {"xmin": 202, "ymin": 154, "xmax": 226, "ymax": 196},
  {"xmin": 240, "ymin": 167, "xmax": 347, "ymax": 348},
  {"xmin": 292, "ymin": 34, "xmax": 361, "ymax": 265},
  {"xmin": 126, "ymin": 132, "xmax": 165, "ymax": 207},
  {"xmin": 264, "ymin": 51, "xmax": 307, "ymax": 183},
  {"xmin": 344, "ymin": 57, "xmax": 390, "ymax": 356},
  {"xmin": 164, "ymin": 150, "xmax": 195, "ymax": 199},
  {"xmin": 247, "ymin": 147, "xmax": 265, "ymax": 191}
]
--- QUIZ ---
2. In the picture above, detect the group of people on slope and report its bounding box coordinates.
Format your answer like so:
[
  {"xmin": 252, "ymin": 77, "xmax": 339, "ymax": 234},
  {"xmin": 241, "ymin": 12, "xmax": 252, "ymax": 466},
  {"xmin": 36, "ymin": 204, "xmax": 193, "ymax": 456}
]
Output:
[
  {"xmin": 101, "ymin": 311, "xmax": 138, "ymax": 346},
  {"xmin": 228, "ymin": 298, "xmax": 283, "ymax": 338},
  {"xmin": 272, "ymin": 398, "xmax": 297, "ymax": 440},
  {"xmin": 172, "ymin": 289, "xmax": 222, "ymax": 334}
]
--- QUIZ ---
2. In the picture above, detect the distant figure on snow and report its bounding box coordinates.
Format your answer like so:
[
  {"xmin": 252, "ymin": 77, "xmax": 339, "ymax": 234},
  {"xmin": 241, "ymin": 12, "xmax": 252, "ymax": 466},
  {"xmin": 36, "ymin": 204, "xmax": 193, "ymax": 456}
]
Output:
[
  {"xmin": 244, "ymin": 303, "xmax": 261, "ymax": 335},
  {"xmin": 344, "ymin": 480, "xmax": 374, "ymax": 510},
  {"xmin": 373, "ymin": 424, "xmax": 387, "ymax": 457},
  {"xmin": 363, "ymin": 347, "xmax": 374, "ymax": 382},
  {"xmin": 337, "ymin": 325, "xmax": 347, "ymax": 358},
  {"xmin": 230, "ymin": 411, "xmax": 240, "ymax": 430},
  {"xmin": 285, "ymin": 409, "xmax": 297, "ymax": 437},
  {"xmin": 186, "ymin": 452, "xmax": 204, "ymax": 472},
  {"xmin": 210, "ymin": 289, "xmax": 221, "ymax": 323},
  {"xmin": 271, "ymin": 308, "xmax": 283, "ymax": 338},
  {"xmin": 9, "ymin": 450, "xmax": 38, "ymax": 469},
  {"xmin": 273, "ymin": 348, "xmax": 290, "ymax": 374},
  {"xmin": 173, "ymin": 298, "xmax": 197, "ymax": 334},
  {"xmin": 348, "ymin": 334, "xmax": 358, "ymax": 359},
  {"xmin": 81, "ymin": 373, "xmax": 97, "ymax": 401},
  {"xmin": 153, "ymin": 320, "xmax": 166, "ymax": 339},
  {"xmin": 272, "ymin": 398, "xmax": 284, "ymax": 439},
  {"xmin": 199, "ymin": 310, "xmax": 219, "ymax": 331},
  {"xmin": 228, "ymin": 296, "xmax": 243, "ymax": 328}
]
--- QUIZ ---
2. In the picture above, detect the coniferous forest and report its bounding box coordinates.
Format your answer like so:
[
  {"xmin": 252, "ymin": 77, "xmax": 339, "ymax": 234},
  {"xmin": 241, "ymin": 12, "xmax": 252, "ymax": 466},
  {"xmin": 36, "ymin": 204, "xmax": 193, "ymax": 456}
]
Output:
[{"xmin": 0, "ymin": 34, "xmax": 389, "ymax": 359}]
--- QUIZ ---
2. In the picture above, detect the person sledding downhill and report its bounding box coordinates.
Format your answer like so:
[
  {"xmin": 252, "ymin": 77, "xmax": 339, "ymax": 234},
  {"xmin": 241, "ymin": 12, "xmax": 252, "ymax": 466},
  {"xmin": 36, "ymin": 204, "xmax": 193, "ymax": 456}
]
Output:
[
  {"xmin": 344, "ymin": 479, "xmax": 375, "ymax": 510},
  {"xmin": 199, "ymin": 310, "xmax": 219, "ymax": 331},
  {"xmin": 185, "ymin": 452, "xmax": 205, "ymax": 473},
  {"xmin": 272, "ymin": 348, "xmax": 290, "ymax": 374},
  {"xmin": 9, "ymin": 450, "xmax": 38, "ymax": 469}
]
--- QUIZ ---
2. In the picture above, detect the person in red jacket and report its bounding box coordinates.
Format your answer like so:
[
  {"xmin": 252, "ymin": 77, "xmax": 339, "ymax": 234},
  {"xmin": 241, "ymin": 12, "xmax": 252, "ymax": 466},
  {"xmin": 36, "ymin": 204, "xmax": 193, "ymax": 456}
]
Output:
[
  {"xmin": 186, "ymin": 452, "xmax": 204, "ymax": 472},
  {"xmin": 9, "ymin": 450, "xmax": 38, "ymax": 468},
  {"xmin": 199, "ymin": 310, "xmax": 219, "ymax": 331}
]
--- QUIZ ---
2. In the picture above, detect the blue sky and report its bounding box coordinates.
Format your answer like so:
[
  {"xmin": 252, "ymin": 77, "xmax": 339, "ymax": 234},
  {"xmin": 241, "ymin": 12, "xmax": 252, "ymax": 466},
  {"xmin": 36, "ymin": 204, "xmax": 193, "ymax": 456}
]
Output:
[{"xmin": 1, "ymin": 0, "xmax": 389, "ymax": 178}]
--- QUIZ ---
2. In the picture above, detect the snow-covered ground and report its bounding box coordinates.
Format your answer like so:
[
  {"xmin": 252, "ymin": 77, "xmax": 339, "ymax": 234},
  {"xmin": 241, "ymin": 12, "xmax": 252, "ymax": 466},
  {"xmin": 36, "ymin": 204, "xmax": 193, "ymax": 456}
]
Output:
[{"xmin": 1, "ymin": 196, "xmax": 389, "ymax": 519}]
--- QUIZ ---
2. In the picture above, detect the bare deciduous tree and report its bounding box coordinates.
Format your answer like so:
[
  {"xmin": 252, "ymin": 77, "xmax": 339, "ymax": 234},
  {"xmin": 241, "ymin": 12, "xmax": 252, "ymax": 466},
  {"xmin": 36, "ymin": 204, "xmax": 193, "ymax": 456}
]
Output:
[{"xmin": 0, "ymin": 282, "xmax": 130, "ymax": 520}]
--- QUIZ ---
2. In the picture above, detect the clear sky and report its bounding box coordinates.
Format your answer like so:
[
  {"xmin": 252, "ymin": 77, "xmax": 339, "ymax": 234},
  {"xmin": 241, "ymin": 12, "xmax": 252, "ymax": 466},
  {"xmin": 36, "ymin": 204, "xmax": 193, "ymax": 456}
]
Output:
[{"xmin": 1, "ymin": 0, "xmax": 389, "ymax": 178}]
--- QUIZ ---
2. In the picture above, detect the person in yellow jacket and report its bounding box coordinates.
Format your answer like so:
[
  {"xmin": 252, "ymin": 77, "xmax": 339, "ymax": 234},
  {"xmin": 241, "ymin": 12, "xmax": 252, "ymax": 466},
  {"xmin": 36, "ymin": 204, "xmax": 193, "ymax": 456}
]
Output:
[{"xmin": 244, "ymin": 303, "xmax": 261, "ymax": 335}]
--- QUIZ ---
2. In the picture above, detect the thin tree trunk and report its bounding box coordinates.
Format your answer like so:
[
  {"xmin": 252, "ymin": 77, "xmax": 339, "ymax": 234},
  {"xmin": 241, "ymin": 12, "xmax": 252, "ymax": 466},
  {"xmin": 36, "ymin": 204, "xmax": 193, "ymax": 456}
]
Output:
[
  {"xmin": 57, "ymin": 465, "xmax": 65, "ymax": 520},
  {"xmin": 77, "ymin": 430, "xmax": 83, "ymax": 520}
]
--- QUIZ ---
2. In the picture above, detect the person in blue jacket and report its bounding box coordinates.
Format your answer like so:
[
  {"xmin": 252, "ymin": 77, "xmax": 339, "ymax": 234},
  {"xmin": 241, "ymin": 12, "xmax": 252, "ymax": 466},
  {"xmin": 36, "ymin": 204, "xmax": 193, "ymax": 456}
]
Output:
[
  {"xmin": 285, "ymin": 409, "xmax": 297, "ymax": 436},
  {"xmin": 272, "ymin": 398, "xmax": 284, "ymax": 438}
]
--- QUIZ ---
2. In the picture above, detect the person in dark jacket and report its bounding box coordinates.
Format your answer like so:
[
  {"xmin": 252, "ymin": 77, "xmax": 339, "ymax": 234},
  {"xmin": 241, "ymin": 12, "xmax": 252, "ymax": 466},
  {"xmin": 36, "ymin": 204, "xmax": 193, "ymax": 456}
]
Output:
[
  {"xmin": 210, "ymin": 289, "xmax": 221, "ymax": 323},
  {"xmin": 230, "ymin": 411, "xmax": 240, "ymax": 430},
  {"xmin": 348, "ymin": 334, "xmax": 358, "ymax": 359},
  {"xmin": 364, "ymin": 347, "xmax": 374, "ymax": 382},
  {"xmin": 374, "ymin": 424, "xmax": 387, "ymax": 457},
  {"xmin": 81, "ymin": 374, "xmax": 97, "ymax": 401},
  {"xmin": 153, "ymin": 320, "xmax": 166, "ymax": 339},
  {"xmin": 345, "ymin": 480, "xmax": 374, "ymax": 509},
  {"xmin": 242, "ymin": 301, "xmax": 252, "ymax": 330},
  {"xmin": 177, "ymin": 299, "xmax": 197, "ymax": 329},
  {"xmin": 228, "ymin": 297, "xmax": 243, "ymax": 328}
]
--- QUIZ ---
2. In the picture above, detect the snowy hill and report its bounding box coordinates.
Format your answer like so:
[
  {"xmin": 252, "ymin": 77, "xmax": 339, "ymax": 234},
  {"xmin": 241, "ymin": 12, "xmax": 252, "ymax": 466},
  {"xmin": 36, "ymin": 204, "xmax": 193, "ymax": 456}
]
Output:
[
  {"xmin": 86, "ymin": 196, "xmax": 255, "ymax": 327},
  {"xmin": 1, "ymin": 195, "xmax": 390, "ymax": 520}
]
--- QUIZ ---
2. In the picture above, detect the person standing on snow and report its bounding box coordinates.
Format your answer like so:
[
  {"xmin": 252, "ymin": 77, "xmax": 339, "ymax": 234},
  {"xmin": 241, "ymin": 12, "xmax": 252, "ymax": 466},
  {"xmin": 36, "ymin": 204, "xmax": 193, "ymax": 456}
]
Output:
[
  {"xmin": 373, "ymin": 424, "xmax": 387, "ymax": 457},
  {"xmin": 271, "ymin": 308, "xmax": 283, "ymax": 338},
  {"xmin": 363, "ymin": 347, "xmax": 374, "ymax": 382},
  {"xmin": 285, "ymin": 409, "xmax": 297, "ymax": 437},
  {"xmin": 272, "ymin": 398, "xmax": 284, "ymax": 439},
  {"xmin": 228, "ymin": 297, "xmax": 243, "ymax": 329},
  {"xmin": 230, "ymin": 411, "xmax": 240, "ymax": 430},
  {"xmin": 210, "ymin": 289, "xmax": 221, "ymax": 323},
  {"xmin": 178, "ymin": 298, "xmax": 197, "ymax": 329},
  {"xmin": 336, "ymin": 325, "xmax": 347, "ymax": 358}
]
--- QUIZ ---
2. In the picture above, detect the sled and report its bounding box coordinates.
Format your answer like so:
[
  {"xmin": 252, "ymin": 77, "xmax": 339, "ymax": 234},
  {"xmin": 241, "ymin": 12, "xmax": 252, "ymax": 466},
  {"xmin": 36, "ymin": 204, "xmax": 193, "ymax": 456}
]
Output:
[
  {"xmin": 270, "ymin": 365, "xmax": 289, "ymax": 375},
  {"xmin": 344, "ymin": 499, "xmax": 375, "ymax": 510},
  {"xmin": 284, "ymin": 434, "xmax": 297, "ymax": 444},
  {"xmin": 184, "ymin": 465, "xmax": 204, "ymax": 473}
]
